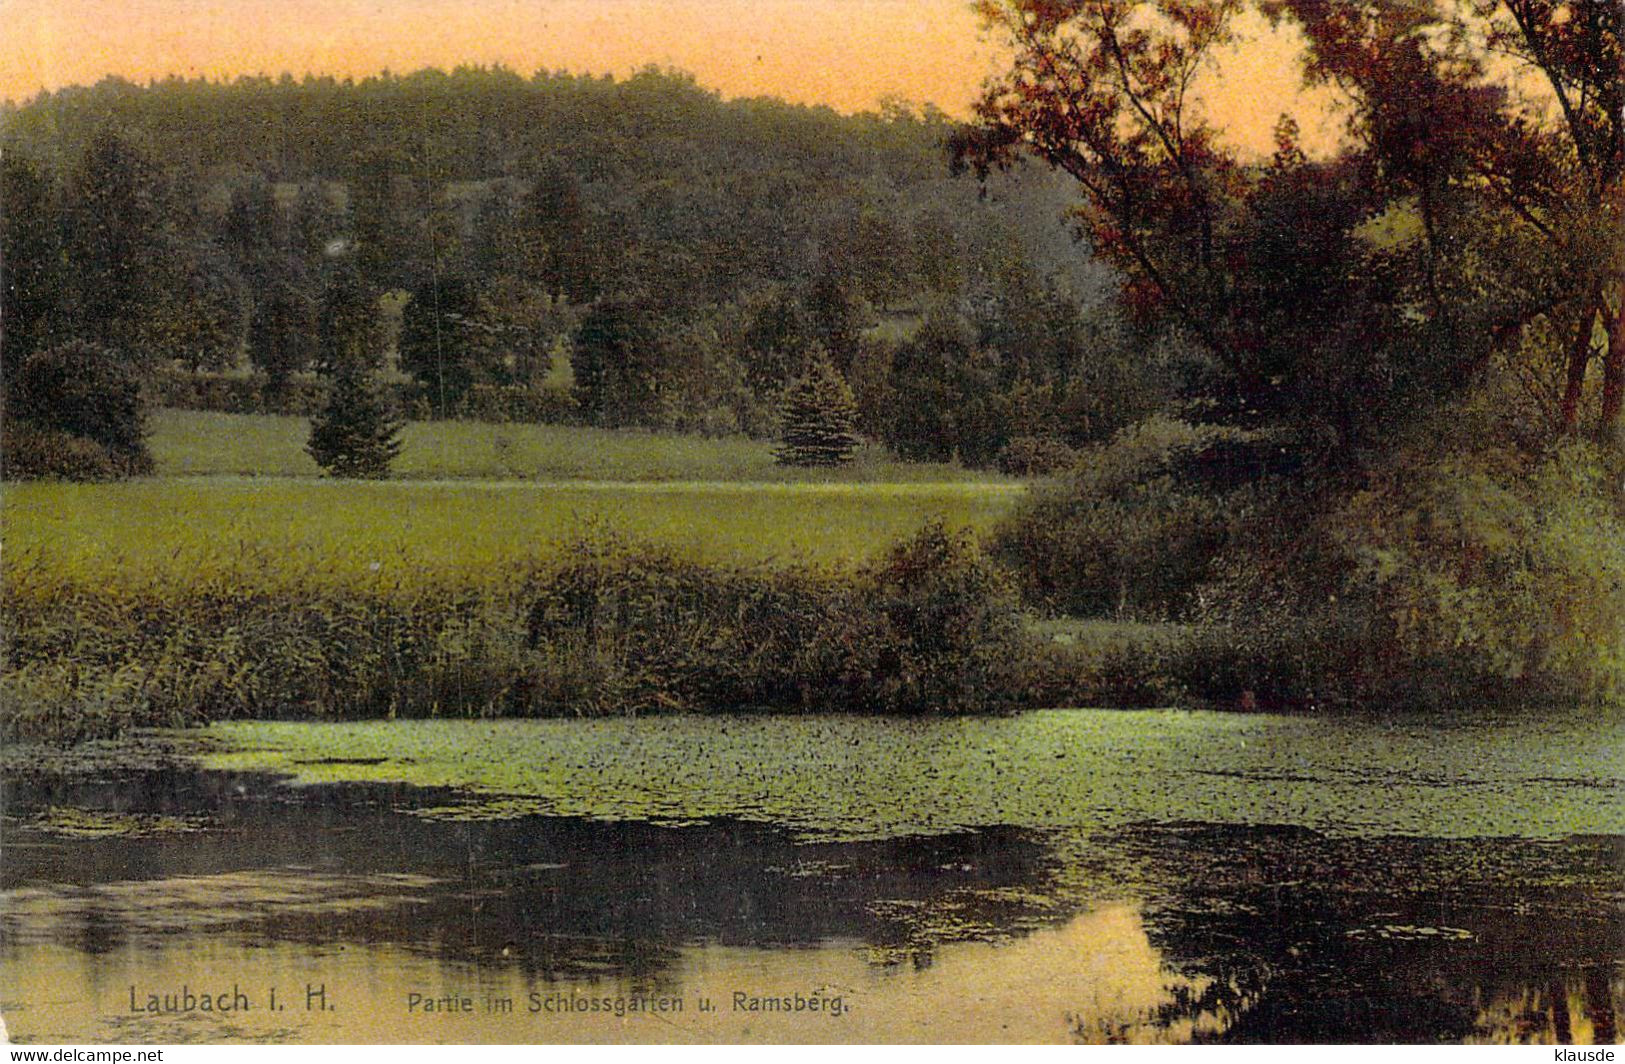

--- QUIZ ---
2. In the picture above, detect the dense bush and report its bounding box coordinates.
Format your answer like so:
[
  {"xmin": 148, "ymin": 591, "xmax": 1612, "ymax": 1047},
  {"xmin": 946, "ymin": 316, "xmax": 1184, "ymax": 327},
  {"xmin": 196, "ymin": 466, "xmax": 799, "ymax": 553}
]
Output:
[
  {"xmin": 0, "ymin": 421, "xmax": 154, "ymax": 481},
  {"xmin": 1016, "ymin": 626, "xmax": 1191, "ymax": 710},
  {"xmin": 992, "ymin": 417, "xmax": 1256, "ymax": 618},
  {"xmin": 526, "ymin": 523, "xmax": 1026, "ymax": 715},
  {"xmin": 8, "ymin": 340, "xmax": 153, "ymax": 476},
  {"xmin": 1, "ymin": 545, "xmax": 538, "ymax": 741},
  {"xmin": 1, "ymin": 523, "xmax": 1034, "ymax": 742},
  {"xmin": 1325, "ymin": 438, "xmax": 1625, "ymax": 706},
  {"xmin": 996, "ymin": 435, "xmax": 1079, "ymax": 477},
  {"xmin": 1169, "ymin": 432, "xmax": 1625, "ymax": 709},
  {"xmin": 525, "ymin": 538, "xmax": 859, "ymax": 714},
  {"xmin": 861, "ymin": 521, "xmax": 1025, "ymax": 713}
]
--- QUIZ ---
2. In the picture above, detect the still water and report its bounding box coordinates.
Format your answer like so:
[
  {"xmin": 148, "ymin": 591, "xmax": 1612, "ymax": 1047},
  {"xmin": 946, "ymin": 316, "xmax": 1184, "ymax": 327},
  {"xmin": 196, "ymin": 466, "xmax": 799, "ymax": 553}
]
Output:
[{"xmin": 2, "ymin": 709, "xmax": 1621, "ymax": 1044}]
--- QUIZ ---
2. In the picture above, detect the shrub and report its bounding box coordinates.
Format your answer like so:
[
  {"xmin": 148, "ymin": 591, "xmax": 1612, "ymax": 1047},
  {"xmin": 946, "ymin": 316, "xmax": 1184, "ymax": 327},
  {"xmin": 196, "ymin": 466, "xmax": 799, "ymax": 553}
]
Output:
[
  {"xmin": 1174, "ymin": 436, "xmax": 1625, "ymax": 709},
  {"xmin": 859, "ymin": 521, "xmax": 1025, "ymax": 713},
  {"xmin": 1011, "ymin": 621, "xmax": 1193, "ymax": 710},
  {"xmin": 8, "ymin": 339, "xmax": 153, "ymax": 475},
  {"xmin": 526, "ymin": 535, "xmax": 859, "ymax": 714},
  {"xmin": 0, "ymin": 421, "xmax": 153, "ymax": 481},
  {"xmin": 0, "ymin": 519, "xmax": 1038, "ymax": 742},
  {"xmin": 997, "ymin": 435, "xmax": 1079, "ymax": 476},
  {"xmin": 524, "ymin": 523, "xmax": 1028, "ymax": 715},
  {"xmin": 1326, "ymin": 437, "xmax": 1625, "ymax": 705},
  {"xmin": 992, "ymin": 417, "xmax": 1255, "ymax": 617}
]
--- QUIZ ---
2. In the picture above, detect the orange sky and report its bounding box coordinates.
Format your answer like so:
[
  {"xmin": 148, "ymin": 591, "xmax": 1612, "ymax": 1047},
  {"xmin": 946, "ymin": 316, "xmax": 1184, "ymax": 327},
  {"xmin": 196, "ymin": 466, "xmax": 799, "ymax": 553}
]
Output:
[{"xmin": 0, "ymin": 0, "xmax": 1341, "ymax": 156}]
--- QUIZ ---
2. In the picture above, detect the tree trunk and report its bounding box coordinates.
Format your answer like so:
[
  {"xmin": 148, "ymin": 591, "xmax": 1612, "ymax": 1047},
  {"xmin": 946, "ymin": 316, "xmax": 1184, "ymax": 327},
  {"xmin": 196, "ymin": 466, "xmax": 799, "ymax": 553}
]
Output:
[
  {"xmin": 1560, "ymin": 289, "xmax": 1599, "ymax": 434},
  {"xmin": 1601, "ymin": 294, "xmax": 1624, "ymax": 446}
]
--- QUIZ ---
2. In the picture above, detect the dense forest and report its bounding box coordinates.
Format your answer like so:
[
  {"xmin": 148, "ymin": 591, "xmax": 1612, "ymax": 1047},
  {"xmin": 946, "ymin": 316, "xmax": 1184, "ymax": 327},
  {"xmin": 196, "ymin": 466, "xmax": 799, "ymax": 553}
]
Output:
[{"xmin": 1, "ymin": 66, "xmax": 1166, "ymax": 463}]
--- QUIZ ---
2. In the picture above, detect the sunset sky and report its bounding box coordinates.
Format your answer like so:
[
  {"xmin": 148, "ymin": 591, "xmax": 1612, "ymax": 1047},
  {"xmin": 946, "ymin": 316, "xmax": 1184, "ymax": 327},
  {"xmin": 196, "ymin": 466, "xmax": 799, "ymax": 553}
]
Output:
[{"xmin": 0, "ymin": 0, "xmax": 1342, "ymax": 156}]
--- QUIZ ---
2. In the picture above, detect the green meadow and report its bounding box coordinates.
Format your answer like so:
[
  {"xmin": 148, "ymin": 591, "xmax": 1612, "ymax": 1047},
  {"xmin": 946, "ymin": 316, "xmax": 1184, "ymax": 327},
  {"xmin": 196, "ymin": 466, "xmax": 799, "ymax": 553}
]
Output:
[
  {"xmin": 147, "ymin": 409, "xmax": 1001, "ymax": 484},
  {"xmin": 3, "ymin": 476, "xmax": 1022, "ymax": 585},
  {"xmin": 0, "ymin": 409, "xmax": 1019, "ymax": 584}
]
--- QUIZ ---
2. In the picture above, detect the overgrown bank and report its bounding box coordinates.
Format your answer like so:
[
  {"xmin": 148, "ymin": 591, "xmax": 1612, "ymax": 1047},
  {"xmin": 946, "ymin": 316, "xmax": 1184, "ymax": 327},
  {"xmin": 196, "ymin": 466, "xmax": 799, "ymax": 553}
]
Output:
[
  {"xmin": 7, "ymin": 413, "xmax": 1620, "ymax": 743},
  {"xmin": 2, "ymin": 524, "xmax": 1059, "ymax": 742},
  {"xmin": 0, "ymin": 512, "xmax": 1349, "ymax": 744},
  {"xmin": 993, "ymin": 417, "xmax": 1625, "ymax": 711}
]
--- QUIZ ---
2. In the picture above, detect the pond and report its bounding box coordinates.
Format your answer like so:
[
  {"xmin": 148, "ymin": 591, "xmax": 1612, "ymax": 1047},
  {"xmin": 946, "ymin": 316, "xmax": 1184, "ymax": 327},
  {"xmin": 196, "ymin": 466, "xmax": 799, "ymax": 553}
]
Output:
[{"xmin": 2, "ymin": 709, "xmax": 1620, "ymax": 1044}]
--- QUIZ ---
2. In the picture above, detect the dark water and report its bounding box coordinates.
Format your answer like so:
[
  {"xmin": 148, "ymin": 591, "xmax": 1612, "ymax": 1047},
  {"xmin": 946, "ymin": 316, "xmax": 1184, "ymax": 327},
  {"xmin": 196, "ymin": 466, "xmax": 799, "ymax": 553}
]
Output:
[{"xmin": 2, "ymin": 751, "xmax": 1620, "ymax": 1044}]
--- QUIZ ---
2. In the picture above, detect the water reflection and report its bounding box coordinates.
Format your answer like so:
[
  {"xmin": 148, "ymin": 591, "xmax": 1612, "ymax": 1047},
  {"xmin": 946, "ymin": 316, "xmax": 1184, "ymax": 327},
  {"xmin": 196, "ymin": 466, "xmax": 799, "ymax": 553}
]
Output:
[
  {"xmin": 1469, "ymin": 971, "xmax": 1621, "ymax": 1046},
  {"xmin": 2, "ymin": 767, "xmax": 1620, "ymax": 1044}
]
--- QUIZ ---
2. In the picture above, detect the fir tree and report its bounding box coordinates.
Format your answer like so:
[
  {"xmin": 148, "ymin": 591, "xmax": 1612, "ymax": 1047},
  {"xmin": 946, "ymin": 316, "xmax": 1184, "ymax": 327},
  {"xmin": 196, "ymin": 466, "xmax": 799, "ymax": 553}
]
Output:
[
  {"xmin": 774, "ymin": 351, "xmax": 859, "ymax": 466},
  {"xmin": 306, "ymin": 360, "xmax": 403, "ymax": 479},
  {"xmin": 306, "ymin": 273, "xmax": 400, "ymax": 478}
]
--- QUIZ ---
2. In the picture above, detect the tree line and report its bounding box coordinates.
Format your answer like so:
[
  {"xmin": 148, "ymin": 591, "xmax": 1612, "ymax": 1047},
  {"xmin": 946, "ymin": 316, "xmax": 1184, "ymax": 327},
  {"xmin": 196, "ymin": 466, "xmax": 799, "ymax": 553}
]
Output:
[{"xmin": 3, "ymin": 65, "xmax": 1178, "ymax": 473}]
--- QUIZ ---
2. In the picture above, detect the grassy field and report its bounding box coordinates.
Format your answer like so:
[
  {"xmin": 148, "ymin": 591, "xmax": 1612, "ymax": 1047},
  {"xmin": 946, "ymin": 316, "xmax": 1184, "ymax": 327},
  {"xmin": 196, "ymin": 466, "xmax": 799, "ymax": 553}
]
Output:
[
  {"xmin": 3, "ymin": 409, "xmax": 1021, "ymax": 584},
  {"xmin": 2, "ymin": 413, "xmax": 1039, "ymax": 739},
  {"xmin": 148, "ymin": 408, "xmax": 1002, "ymax": 483},
  {"xmin": 2, "ymin": 477, "xmax": 1022, "ymax": 587}
]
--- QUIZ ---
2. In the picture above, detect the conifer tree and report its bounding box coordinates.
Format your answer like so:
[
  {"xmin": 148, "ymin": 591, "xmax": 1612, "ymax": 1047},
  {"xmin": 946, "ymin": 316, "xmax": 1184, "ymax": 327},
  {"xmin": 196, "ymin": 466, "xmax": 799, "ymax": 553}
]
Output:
[
  {"xmin": 306, "ymin": 360, "xmax": 402, "ymax": 478},
  {"xmin": 774, "ymin": 351, "xmax": 859, "ymax": 466},
  {"xmin": 306, "ymin": 271, "xmax": 401, "ymax": 478}
]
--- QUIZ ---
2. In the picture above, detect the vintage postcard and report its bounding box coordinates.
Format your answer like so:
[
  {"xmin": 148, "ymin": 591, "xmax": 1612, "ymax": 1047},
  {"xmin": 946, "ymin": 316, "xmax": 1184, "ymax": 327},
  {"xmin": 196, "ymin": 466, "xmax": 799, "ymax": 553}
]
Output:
[{"xmin": 1, "ymin": 0, "xmax": 1621, "ymax": 1047}]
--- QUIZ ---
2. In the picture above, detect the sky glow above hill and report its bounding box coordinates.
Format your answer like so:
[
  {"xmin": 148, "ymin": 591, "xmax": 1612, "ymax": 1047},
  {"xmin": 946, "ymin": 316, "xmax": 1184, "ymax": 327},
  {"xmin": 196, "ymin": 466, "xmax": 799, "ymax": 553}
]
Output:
[{"xmin": 1, "ymin": 0, "xmax": 1341, "ymax": 156}]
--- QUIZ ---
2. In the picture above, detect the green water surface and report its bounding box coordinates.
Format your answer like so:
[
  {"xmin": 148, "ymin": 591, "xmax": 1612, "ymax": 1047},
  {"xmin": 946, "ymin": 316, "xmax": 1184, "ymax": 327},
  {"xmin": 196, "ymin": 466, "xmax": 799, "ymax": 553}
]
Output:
[{"xmin": 199, "ymin": 707, "xmax": 1624, "ymax": 841}]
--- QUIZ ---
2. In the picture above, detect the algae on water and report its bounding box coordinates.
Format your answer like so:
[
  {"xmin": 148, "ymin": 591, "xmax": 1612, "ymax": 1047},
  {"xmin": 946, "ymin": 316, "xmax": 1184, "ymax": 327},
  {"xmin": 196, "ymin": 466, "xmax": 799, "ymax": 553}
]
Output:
[{"xmin": 198, "ymin": 708, "xmax": 1625, "ymax": 843}]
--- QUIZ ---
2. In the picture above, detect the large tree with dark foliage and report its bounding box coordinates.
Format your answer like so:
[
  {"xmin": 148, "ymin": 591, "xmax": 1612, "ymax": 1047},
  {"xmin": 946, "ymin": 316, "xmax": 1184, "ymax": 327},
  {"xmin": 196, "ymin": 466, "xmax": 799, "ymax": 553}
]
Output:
[
  {"xmin": 248, "ymin": 273, "xmax": 318, "ymax": 393},
  {"xmin": 220, "ymin": 174, "xmax": 285, "ymax": 285},
  {"xmin": 803, "ymin": 268, "xmax": 865, "ymax": 375},
  {"xmin": 1270, "ymin": 0, "xmax": 1622, "ymax": 443},
  {"xmin": 958, "ymin": 0, "xmax": 1622, "ymax": 453},
  {"xmin": 525, "ymin": 159, "xmax": 598, "ymax": 304},
  {"xmin": 571, "ymin": 298, "xmax": 666, "ymax": 427},
  {"xmin": 61, "ymin": 128, "xmax": 171, "ymax": 355},
  {"xmin": 397, "ymin": 274, "xmax": 485, "ymax": 416},
  {"xmin": 314, "ymin": 269, "xmax": 387, "ymax": 375},
  {"xmin": 884, "ymin": 311, "xmax": 1007, "ymax": 466},
  {"xmin": 1, "ymin": 151, "xmax": 63, "ymax": 369},
  {"xmin": 348, "ymin": 146, "xmax": 427, "ymax": 291},
  {"xmin": 141, "ymin": 241, "xmax": 247, "ymax": 372}
]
